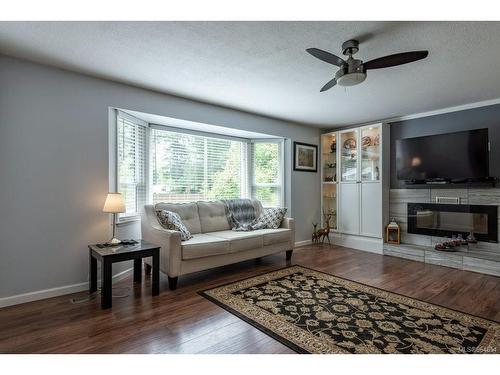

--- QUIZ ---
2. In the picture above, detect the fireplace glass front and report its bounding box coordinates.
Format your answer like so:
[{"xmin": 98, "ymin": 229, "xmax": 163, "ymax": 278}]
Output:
[{"xmin": 407, "ymin": 203, "xmax": 498, "ymax": 243}]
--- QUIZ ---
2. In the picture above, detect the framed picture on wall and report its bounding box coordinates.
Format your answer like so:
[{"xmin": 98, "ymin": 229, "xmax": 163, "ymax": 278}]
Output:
[{"xmin": 293, "ymin": 142, "xmax": 318, "ymax": 172}]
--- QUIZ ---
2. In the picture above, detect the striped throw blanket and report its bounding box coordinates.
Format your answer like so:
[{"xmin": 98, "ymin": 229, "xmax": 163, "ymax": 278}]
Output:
[{"xmin": 222, "ymin": 199, "xmax": 264, "ymax": 231}]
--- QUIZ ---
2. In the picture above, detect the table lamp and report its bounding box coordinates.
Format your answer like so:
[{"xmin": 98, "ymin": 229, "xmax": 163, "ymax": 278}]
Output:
[{"xmin": 103, "ymin": 192, "xmax": 126, "ymax": 245}]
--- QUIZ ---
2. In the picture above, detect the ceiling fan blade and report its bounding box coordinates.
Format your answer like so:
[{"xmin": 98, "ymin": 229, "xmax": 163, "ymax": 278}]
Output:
[
  {"xmin": 363, "ymin": 51, "xmax": 429, "ymax": 70},
  {"xmin": 320, "ymin": 78, "xmax": 337, "ymax": 92},
  {"xmin": 306, "ymin": 48, "xmax": 345, "ymax": 67}
]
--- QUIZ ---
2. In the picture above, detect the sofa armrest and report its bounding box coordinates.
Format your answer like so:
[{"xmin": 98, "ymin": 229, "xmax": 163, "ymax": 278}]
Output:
[
  {"xmin": 280, "ymin": 217, "xmax": 295, "ymax": 230},
  {"xmin": 280, "ymin": 217, "xmax": 295, "ymax": 247},
  {"xmin": 148, "ymin": 227, "xmax": 182, "ymax": 275},
  {"xmin": 141, "ymin": 205, "xmax": 182, "ymax": 277}
]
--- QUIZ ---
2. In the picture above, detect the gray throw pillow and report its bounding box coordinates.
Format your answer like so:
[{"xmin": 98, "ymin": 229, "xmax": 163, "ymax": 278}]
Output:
[
  {"xmin": 156, "ymin": 210, "xmax": 193, "ymax": 241},
  {"xmin": 254, "ymin": 207, "xmax": 287, "ymax": 229}
]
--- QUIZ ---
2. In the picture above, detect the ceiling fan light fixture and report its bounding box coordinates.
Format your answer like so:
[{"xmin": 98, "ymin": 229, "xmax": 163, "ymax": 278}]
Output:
[
  {"xmin": 306, "ymin": 41, "xmax": 428, "ymax": 92},
  {"xmin": 336, "ymin": 71, "xmax": 366, "ymax": 87}
]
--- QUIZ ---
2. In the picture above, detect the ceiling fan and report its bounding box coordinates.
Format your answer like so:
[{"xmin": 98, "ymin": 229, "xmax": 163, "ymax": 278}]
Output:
[{"xmin": 306, "ymin": 39, "xmax": 428, "ymax": 91}]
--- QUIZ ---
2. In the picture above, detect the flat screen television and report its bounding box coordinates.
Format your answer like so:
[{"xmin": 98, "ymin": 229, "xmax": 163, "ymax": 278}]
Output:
[{"xmin": 396, "ymin": 128, "xmax": 490, "ymax": 182}]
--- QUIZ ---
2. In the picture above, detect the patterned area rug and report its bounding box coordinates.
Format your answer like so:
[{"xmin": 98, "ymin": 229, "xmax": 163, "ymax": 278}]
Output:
[{"xmin": 200, "ymin": 265, "xmax": 499, "ymax": 354}]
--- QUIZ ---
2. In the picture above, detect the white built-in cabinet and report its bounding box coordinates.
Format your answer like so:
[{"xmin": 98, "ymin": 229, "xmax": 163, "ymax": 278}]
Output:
[{"xmin": 321, "ymin": 123, "xmax": 386, "ymax": 241}]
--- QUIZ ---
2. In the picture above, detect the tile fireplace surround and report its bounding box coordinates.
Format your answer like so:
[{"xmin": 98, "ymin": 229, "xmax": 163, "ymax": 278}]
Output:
[{"xmin": 385, "ymin": 188, "xmax": 500, "ymax": 276}]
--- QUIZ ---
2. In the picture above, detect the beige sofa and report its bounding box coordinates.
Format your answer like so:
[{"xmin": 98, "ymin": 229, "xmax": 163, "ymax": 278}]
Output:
[{"xmin": 141, "ymin": 200, "xmax": 295, "ymax": 289}]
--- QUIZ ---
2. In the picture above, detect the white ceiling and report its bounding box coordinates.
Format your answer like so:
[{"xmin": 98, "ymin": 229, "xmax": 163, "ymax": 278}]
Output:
[{"xmin": 1, "ymin": 21, "xmax": 500, "ymax": 127}]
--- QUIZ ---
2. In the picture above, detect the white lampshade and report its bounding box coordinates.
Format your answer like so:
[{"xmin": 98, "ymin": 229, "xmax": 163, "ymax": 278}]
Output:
[{"xmin": 102, "ymin": 192, "xmax": 126, "ymax": 213}]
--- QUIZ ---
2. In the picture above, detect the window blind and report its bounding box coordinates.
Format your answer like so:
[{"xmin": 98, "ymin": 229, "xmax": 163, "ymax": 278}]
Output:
[
  {"xmin": 117, "ymin": 116, "xmax": 147, "ymax": 216},
  {"xmin": 250, "ymin": 141, "xmax": 283, "ymax": 207},
  {"xmin": 150, "ymin": 128, "xmax": 243, "ymax": 204}
]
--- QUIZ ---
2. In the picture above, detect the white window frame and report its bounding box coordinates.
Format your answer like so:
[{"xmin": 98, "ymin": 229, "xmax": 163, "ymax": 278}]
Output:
[
  {"xmin": 249, "ymin": 139, "xmax": 285, "ymax": 207},
  {"xmin": 112, "ymin": 111, "xmax": 287, "ymax": 220},
  {"xmin": 149, "ymin": 123, "xmax": 251, "ymax": 204},
  {"xmin": 115, "ymin": 110, "xmax": 149, "ymax": 222}
]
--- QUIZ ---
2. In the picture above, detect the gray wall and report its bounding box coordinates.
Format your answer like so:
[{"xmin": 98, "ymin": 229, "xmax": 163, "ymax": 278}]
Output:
[
  {"xmin": 390, "ymin": 104, "xmax": 500, "ymax": 188},
  {"xmin": 0, "ymin": 54, "xmax": 321, "ymax": 299}
]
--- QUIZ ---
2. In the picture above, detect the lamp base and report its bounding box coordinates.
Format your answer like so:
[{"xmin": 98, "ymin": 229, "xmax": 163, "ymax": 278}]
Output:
[{"xmin": 107, "ymin": 237, "xmax": 122, "ymax": 246}]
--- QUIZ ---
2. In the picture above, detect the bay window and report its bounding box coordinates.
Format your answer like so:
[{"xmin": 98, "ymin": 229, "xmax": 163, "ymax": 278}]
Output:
[{"xmin": 115, "ymin": 111, "xmax": 285, "ymax": 218}]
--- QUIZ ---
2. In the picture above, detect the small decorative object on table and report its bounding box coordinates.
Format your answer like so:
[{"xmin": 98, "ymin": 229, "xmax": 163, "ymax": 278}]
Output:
[
  {"xmin": 386, "ymin": 218, "xmax": 400, "ymax": 244},
  {"xmin": 95, "ymin": 239, "xmax": 138, "ymax": 248}
]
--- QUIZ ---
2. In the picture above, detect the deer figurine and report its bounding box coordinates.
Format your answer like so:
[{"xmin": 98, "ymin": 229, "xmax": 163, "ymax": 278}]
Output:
[
  {"xmin": 318, "ymin": 214, "xmax": 332, "ymax": 244},
  {"xmin": 312, "ymin": 222, "xmax": 319, "ymax": 243}
]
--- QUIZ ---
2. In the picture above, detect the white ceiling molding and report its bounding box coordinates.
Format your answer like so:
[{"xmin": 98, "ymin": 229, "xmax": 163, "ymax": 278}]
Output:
[
  {"xmin": 326, "ymin": 96, "xmax": 500, "ymax": 131},
  {"xmin": 388, "ymin": 97, "xmax": 500, "ymax": 123}
]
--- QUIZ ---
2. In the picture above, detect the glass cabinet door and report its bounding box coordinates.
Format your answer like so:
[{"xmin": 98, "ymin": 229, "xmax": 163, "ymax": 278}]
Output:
[
  {"xmin": 321, "ymin": 133, "xmax": 337, "ymax": 183},
  {"xmin": 360, "ymin": 126, "xmax": 381, "ymax": 181},
  {"xmin": 340, "ymin": 129, "xmax": 358, "ymax": 182},
  {"xmin": 322, "ymin": 184, "xmax": 337, "ymax": 230}
]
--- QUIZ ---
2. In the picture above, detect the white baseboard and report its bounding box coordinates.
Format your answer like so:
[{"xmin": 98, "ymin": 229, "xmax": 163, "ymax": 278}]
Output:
[
  {"xmin": 0, "ymin": 267, "xmax": 133, "ymax": 309},
  {"xmin": 295, "ymin": 239, "xmax": 312, "ymax": 247},
  {"xmin": 330, "ymin": 233, "xmax": 383, "ymax": 254}
]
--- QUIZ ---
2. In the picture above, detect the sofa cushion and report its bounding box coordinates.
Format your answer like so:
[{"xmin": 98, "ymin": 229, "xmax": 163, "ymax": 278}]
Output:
[
  {"xmin": 197, "ymin": 201, "xmax": 231, "ymax": 233},
  {"xmin": 181, "ymin": 233, "xmax": 230, "ymax": 260},
  {"xmin": 254, "ymin": 207, "xmax": 287, "ymax": 229},
  {"xmin": 156, "ymin": 210, "xmax": 193, "ymax": 241},
  {"xmin": 155, "ymin": 202, "xmax": 202, "ymax": 234},
  {"xmin": 254, "ymin": 228, "xmax": 292, "ymax": 246},
  {"xmin": 207, "ymin": 230, "xmax": 264, "ymax": 253}
]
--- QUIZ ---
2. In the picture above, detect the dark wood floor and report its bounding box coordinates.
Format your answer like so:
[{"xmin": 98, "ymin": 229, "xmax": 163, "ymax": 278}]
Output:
[{"xmin": 1, "ymin": 244, "xmax": 499, "ymax": 353}]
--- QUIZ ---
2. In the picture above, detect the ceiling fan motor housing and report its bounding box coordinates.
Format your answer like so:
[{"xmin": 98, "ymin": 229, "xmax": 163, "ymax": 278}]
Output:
[{"xmin": 336, "ymin": 58, "xmax": 366, "ymax": 86}]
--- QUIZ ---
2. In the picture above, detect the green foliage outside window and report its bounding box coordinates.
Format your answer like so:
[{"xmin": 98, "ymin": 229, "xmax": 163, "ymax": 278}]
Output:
[
  {"xmin": 252, "ymin": 143, "xmax": 280, "ymax": 207},
  {"xmin": 151, "ymin": 129, "xmax": 241, "ymax": 203},
  {"xmin": 150, "ymin": 128, "xmax": 281, "ymax": 206}
]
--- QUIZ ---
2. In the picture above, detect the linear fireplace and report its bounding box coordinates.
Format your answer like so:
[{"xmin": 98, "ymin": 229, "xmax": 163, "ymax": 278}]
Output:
[{"xmin": 407, "ymin": 203, "xmax": 498, "ymax": 243}]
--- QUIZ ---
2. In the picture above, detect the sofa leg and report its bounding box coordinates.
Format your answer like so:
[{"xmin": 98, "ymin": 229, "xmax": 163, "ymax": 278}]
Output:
[
  {"xmin": 144, "ymin": 263, "xmax": 152, "ymax": 276},
  {"xmin": 168, "ymin": 276, "xmax": 178, "ymax": 290},
  {"xmin": 286, "ymin": 250, "xmax": 293, "ymax": 261}
]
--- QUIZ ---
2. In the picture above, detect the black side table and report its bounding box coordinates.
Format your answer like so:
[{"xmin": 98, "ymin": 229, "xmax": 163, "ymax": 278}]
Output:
[{"xmin": 88, "ymin": 240, "xmax": 160, "ymax": 309}]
